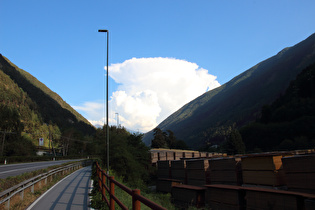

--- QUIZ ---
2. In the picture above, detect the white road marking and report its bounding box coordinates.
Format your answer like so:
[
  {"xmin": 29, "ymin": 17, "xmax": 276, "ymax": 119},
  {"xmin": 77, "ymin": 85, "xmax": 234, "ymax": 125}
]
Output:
[
  {"xmin": 0, "ymin": 165, "xmax": 45, "ymax": 174},
  {"xmin": 26, "ymin": 167, "xmax": 85, "ymax": 210}
]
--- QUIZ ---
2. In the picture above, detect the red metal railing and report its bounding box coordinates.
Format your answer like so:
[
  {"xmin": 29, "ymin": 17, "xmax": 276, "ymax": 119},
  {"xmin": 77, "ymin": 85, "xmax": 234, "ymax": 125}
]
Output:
[{"xmin": 95, "ymin": 162, "xmax": 167, "ymax": 210}]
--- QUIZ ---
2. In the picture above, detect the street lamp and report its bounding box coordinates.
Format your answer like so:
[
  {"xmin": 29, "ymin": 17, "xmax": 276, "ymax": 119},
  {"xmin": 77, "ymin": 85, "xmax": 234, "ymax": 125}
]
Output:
[{"xmin": 98, "ymin": 29, "xmax": 110, "ymax": 175}]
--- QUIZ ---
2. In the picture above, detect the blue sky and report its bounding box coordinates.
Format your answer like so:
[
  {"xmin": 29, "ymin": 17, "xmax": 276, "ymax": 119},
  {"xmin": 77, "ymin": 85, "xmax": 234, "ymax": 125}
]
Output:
[{"xmin": 1, "ymin": 0, "xmax": 314, "ymax": 132}]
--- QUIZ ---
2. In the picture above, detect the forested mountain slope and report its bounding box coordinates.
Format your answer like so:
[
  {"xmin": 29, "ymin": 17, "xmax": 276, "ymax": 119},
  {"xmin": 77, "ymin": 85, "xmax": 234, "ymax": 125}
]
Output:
[
  {"xmin": 143, "ymin": 33, "xmax": 315, "ymax": 149},
  {"xmin": 240, "ymin": 62, "xmax": 315, "ymax": 152},
  {"xmin": 0, "ymin": 54, "xmax": 95, "ymax": 154}
]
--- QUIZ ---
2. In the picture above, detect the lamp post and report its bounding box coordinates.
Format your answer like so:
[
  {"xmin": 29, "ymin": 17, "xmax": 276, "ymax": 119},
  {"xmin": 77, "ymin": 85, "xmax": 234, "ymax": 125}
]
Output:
[{"xmin": 98, "ymin": 29, "xmax": 110, "ymax": 175}]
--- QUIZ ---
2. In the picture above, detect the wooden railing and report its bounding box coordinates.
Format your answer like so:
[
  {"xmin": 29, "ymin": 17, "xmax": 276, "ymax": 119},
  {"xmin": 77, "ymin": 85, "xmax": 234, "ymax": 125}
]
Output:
[{"xmin": 95, "ymin": 162, "xmax": 167, "ymax": 210}]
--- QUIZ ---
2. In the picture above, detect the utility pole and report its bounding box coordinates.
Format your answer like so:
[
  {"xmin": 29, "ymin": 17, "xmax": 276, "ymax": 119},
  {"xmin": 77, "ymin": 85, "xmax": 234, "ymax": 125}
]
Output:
[
  {"xmin": 115, "ymin": 113, "xmax": 120, "ymax": 128},
  {"xmin": 98, "ymin": 29, "xmax": 110, "ymax": 175},
  {"xmin": 48, "ymin": 125, "xmax": 56, "ymax": 159},
  {"xmin": 1, "ymin": 131, "xmax": 6, "ymax": 156},
  {"xmin": 51, "ymin": 139, "xmax": 56, "ymax": 159},
  {"xmin": 49, "ymin": 126, "xmax": 51, "ymax": 155}
]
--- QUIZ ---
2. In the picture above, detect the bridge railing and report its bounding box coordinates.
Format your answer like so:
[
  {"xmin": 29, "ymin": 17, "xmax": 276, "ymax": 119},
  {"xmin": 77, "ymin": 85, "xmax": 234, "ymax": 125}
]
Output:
[
  {"xmin": 95, "ymin": 162, "xmax": 167, "ymax": 210},
  {"xmin": 0, "ymin": 160, "xmax": 92, "ymax": 209}
]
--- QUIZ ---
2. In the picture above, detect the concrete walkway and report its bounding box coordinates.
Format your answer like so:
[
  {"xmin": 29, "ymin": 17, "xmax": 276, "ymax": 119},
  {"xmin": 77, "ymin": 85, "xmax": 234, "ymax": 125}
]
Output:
[{"xmin": 27, "ymin": 166, "xmax": 92, "ymax": 210}]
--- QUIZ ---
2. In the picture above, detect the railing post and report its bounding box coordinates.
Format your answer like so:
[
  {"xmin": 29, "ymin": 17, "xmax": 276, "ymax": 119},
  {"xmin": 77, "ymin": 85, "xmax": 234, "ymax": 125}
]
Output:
[
  {"xmin": 102, "ymin": 173, "xmax": 106, "ymax": 201},
  {"xmin": 98, "ymin": 168, "xmax": 102, "ymax": 193},
  {"xmin": 132, "ymin": 189, "xmax": 141, "ymax": 210},
  {"xmin": 109, "ymin": 176, "xmax": 115, "ymax": 210}
]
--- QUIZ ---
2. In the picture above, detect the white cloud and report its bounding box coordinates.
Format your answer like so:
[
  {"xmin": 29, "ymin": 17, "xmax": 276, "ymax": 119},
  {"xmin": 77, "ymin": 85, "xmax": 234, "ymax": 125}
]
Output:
[
  {"xmin": 111, "ymin": 90, "xmax": 161, "ymax": 132},
  {"xmin": 109, "ymin": 57, "xmax": 220, "ymax": 132},
  {"xmin": 75, "ymin": 57, "xmax": 220, "ymax": 132},
  {"xmin": 73, "ymin": 102, "xmax": 104, "ymax": 127}
]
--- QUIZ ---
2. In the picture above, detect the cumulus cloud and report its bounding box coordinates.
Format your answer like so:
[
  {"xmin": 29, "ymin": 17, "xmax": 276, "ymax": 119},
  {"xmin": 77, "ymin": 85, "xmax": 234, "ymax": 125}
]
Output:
[
  {"xmin": 75, "ymin": 57, "xmax": 220, "ymax": 132},
  {"xmin": 109, "ymin": 57, "xmax": 220, "ymax": 132},
  {"xmin": 111, "ymin": 90, "xmax": 161, "ymax": 131}
]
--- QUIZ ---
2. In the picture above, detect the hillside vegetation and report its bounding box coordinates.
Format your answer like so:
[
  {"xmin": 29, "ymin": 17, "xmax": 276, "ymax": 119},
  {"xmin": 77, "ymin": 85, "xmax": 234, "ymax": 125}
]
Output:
[
  {"xmin": 0, "ymin": 54, "xmax": 95, "ymax": 155},
  {"xmin": 240, "ymin": 62, "xmax": 315, "ymax": 152}
]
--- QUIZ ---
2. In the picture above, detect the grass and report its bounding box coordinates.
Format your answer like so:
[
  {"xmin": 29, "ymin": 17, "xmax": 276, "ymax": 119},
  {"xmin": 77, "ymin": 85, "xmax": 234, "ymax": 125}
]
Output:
[
  {"xmin": 0, "ymin": 169, "xmax": 48, "ymax": 192},
  {"xmin": 9, "ymin": 173, "xmax": 67, "ymax": 210},
  {"xmin": 0, "ymin": 161, "xmax": 76, "ymax": 192},
  {"xmin": 90, "ymin": 167, "xmax": 178, "ymax": 210}
]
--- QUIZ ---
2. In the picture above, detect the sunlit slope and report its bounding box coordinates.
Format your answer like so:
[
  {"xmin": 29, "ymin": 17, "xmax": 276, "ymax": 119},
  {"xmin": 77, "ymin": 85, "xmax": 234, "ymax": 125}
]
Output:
[{"xmin": 0, "ymin": 54, "xmax": 95, "ymax": 135}]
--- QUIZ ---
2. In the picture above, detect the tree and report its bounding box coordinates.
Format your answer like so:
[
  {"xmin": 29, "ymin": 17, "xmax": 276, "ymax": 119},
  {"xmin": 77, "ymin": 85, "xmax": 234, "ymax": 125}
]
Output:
[
  {"xmin": 127, "ymin": 133, "xmax": 151, "ymax": 185},
  {"xmin": 151, "ymin": 128, "xmax": 167, "ymax": 148},
  {"xmin": 223, "ymin": 129, "xmax": 245, "ymax": 155},
  {"xmin": 173, "ymin": 140, "xmax": 189, "ymax": 150},
  {"xmin": 166, "ymin": 130, "xmax": 176, "ymax": 149},
  {"xmin": 95, "ymin": 126, "xmax": 152, "ymax": 187},
  {"xmin": 0, "ymin": 104, "xmax": 23, "ymax": 133},
  {"xmin": 151, "ymin": 128, "xmax": 189, "ymax": 149},
  {"xmin": 0, "ymin": 105, "xmax": 23, "ymax": 156},
  {"xmin": 0, "ymin": 104, "xmax": 36, "ymax": 156}
]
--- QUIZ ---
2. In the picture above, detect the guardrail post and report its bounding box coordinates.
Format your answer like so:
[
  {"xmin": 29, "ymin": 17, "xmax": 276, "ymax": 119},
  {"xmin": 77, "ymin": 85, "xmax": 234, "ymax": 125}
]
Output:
[
  {"xmin": 132, "ymin": 189, "xmax": 141, "ymax": 210},
  {"xmin": 109, "ymin": 176, "xmax": 115, "ymax": 210},
  {"xmin": 31, "ymin": 182, "xmax": 34, "ymax": 193},
  {"xmin": 20, "ymin": 187, "xmax": 24, "ymax": 200},
  {"xmin": 6, "ymin": 194, "xmax": 10, "ymax": 210},
  {"xmin": 102, "ymin": 173, "xmax": 106, "ymax": 201}
]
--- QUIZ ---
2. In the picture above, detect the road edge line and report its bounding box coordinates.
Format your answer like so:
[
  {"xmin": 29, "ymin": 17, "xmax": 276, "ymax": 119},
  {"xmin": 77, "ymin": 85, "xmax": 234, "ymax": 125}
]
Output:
[
  {"xmin": 88, "ymin": 179, "xmax": 95, "ymax": 210},
  {"xmin": 26, "ymin": 167, "xmax": 84, "ymax": 210}
]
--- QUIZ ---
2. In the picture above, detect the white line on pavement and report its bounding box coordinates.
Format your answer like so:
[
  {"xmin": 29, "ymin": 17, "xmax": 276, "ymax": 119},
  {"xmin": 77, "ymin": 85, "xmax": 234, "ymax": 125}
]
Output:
[{"xmin": 26, "ymin": 167, "xmax": 85, "ymax": 210}]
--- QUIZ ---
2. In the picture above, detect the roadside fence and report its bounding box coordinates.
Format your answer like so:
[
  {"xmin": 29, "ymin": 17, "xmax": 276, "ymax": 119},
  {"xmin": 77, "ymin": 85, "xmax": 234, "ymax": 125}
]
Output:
[{"xmin": 95, "ymin": 162, "xmax": 167, "ymax": 210}]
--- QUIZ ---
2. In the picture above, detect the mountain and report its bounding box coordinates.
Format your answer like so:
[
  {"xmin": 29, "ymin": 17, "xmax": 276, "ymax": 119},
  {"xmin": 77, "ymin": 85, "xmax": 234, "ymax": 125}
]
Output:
[
  {"xmin": 0, "ymin": 54, "xmax": 95, "ymax": 152},
  {"xmin": 143, "ymin": 33, "xmax": 315, "ymax": 149},
  {"xmin": 240, "ymin": 62, "xmax": 315, "ymax": 152}
]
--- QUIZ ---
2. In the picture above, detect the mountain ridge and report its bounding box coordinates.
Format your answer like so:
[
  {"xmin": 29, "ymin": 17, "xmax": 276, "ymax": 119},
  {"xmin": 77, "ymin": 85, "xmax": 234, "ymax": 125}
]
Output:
[
  {"xmin": 0, "ymin": 54, "xmax": 95, "ymax": 137},
  {"xmin": 1, "ymin": 54, "xmax": 90, "ymax": 126},
  {"xmin": 143, "ymin": 33, "xmax": 315, "ymax": 148}
]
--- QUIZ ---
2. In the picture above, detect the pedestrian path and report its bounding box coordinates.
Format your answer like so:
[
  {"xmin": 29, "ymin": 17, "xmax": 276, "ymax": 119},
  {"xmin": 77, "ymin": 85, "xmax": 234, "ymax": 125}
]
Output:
[{"xmin": 27, "ymin": 166, "xmax": 92, "ymax": 210}]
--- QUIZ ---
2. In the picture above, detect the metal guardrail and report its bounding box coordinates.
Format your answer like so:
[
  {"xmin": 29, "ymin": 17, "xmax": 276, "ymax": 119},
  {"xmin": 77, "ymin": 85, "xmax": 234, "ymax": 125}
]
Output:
[
  {"xmin": 0, "ymin": 160, "xmax": 92, "ymax": 209},
  {"xmin": 96, "ymin": 162, "xmax": 167, "ymax": 210}
]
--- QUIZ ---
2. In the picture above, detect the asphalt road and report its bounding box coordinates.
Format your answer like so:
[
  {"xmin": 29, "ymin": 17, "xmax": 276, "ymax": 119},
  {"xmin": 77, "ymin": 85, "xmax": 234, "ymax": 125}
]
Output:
[
  {"xmin": 0, "ymin": 159, "xmax": 83, "ymax": 179},
  {"xmin": 27, "ymin": 166, "xmax": 92, "ymax": 210}
]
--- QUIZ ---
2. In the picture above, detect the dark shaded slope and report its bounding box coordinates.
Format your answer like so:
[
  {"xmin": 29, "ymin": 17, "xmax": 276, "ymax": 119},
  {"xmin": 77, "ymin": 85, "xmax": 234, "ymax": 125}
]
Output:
[
  {"xmin": 240, "ymin": 62, "xmax": 315, "ymax": 151},
  {"xmin": 0, "ymin": 54, "xmax": 95, "ymax": 135},
  {"xmin": 144, "ymin": 33, "xmax": 315, "ymax": 148}
]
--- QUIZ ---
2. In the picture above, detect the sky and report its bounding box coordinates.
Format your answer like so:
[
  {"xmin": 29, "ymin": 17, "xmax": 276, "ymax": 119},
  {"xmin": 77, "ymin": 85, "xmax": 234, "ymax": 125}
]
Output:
[{"xmin": 1, "ymin": 0, "xmax": 315, "ymax": 133}]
